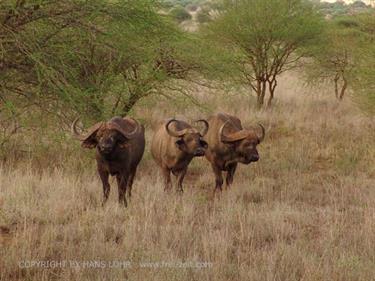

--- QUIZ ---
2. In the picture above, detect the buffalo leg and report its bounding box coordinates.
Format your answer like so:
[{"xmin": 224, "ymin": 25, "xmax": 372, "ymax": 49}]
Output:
[
  {"xmin": 127, "ymin": 168, "xmax": 137, "ymax": 198},
  {"xmin": 225, "ymin": 163, "xmax": 237, "ymax": 189},
  {"xmin": 175, "ymin": 168, "xmax": 187, "ymax": 193},
  {"xmin": 116, "ymin": 175, "xmax": 128, "ymax": 207},
  {"xmin": 162, "ymin": 167, "xmax": 172, "ymax": 191},
  {"xmin": 98, "ymin": 168, "xmax": 110, "ymax": 205},
  {"xmin": 212, "ymin": 164, "xmax": 223, "ymax": 192}
]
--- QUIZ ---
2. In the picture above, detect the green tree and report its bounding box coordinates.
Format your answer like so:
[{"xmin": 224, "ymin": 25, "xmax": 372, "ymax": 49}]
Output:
[
  {"xmin": 206, "ymin": 0, "xmax": 323, "ymax": 108},
  {"xmin": 196, "ymin": 8, "xmax": 211, "ymax": 24},
  {"xmin": 0, "ymin": 0, "xmax": 202, "ymax": 126},
  {"xmin": 350, "ymin": 13, "xmax": 375, "ymax": 114},
  {"xmin": 306, "ymin": 12, "xmax": 374, "ymax": 105},
  {"xmin": 169, "ymin": 5, "xmax": 192, "ymax": 23},
  {"xmin": 306, "ymin": 19, "xmax": 357, "ymax": 100}
]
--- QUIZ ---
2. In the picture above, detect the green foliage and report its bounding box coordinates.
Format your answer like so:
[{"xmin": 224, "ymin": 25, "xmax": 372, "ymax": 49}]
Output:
[
  {"xmin": 205, "ymin": 0, "xmax": 323, "ymax": 108},
  {"xmin": 0, "ymin": 0, "xmax": 211, "ymax": 128},
  {"xmin": 349, "ymin": 13, "xmax": 375, "ymax": 114},
  {"xmin": 0, "ymin": 0, "xmax": 229, "ymax": 160},
  {"xmin": 316, "ymin": 0, "xmax": 373, "ymax": 18},
  {"xmin": 306, "ymin": 11, "xmax": 375, "ymax": 112},
  {"xmin": 169, "ymin": 5, "xmax": 192, "ymax": 23},
  {"xmin": 163, "ymin": 0, "xmax": 202, "ymax": 7},
  {"xmin": 196, "ymin": 8, "xmax": 211, "ymax": 23},
  {"xmin": 1, "ymin": 1, "xmax": 169, "ymax": 121},
  {"xmin": 185, "ymin": 3, "xmax": 199, "ymax": 11},
  {"xmin": 305, "ymin": 16, "xmax": 360, "ymax": 100}
]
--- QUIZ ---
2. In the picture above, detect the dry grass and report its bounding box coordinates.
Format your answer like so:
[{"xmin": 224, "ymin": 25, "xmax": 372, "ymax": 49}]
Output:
[{"xmin": 1, "ymin": 73, "xmax": 375, "ymax": 281}]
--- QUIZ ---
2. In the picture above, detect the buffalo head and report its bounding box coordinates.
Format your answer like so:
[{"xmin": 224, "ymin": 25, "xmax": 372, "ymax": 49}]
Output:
[
  {"xmin": 166, "ymin": 119, "xmax": 209, "ymax": 156},
  {"xmin": 219, "ymin": 121, "xmax": 265, "ymax": 164},
  {"xmin": 71, "ymin": 117, "xmax": 140, "ymax": 155}
]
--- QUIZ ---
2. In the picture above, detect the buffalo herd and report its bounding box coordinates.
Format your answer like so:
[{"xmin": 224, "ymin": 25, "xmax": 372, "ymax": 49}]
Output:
[{"xmin": 72, "ymin": 112, "xmax": 265, "ymax": 206}]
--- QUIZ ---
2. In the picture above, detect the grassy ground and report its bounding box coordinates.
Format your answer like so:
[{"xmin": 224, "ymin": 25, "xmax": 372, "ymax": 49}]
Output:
[{"xmin": 1, "ymin": 74, "xmax": 375, "ymax": 281}]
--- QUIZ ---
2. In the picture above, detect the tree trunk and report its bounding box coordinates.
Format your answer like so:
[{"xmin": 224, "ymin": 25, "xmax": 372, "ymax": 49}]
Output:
[
  {"xmin": 256, "ymin": 80, "xmax": 267, "ymax": 109},
  {"xmin": 339, "ymin": 76, "xmax": 347, "ymax": 100},
  {"xmin": 334, "ymin": 73, "xmax": 348, "ymax": 101},
  {"xmin": 334, "ymin": 73, "xmax": 340, "ymax": 99},
  {"xmin": 267, "ymin": 91, "xmax": 274, "ymax": 108},
  {"xmin": 266, "ymin": 78, "xmax": 277, "ymax": 108},
  {"xmin": 122, "ymin": 91, "xmax": 140, "ymax": 116}
]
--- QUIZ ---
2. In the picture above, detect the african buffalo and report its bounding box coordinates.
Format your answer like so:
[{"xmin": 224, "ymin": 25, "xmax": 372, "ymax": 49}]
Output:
[
  {"xmin": 151, "ymin": 118, "xmax": 209, "ymax": 192},
  {"xmin": 204, "ymin": 113, "xmax": 265, "ymax": 192},
  {"xmin": 71, "ymin": 116, "xmax": 145, "ymax": 206}
]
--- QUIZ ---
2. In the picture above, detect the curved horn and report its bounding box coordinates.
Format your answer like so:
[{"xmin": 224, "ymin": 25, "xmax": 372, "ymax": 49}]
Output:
[
  {"xmin": 71, "ymin": 117, "xmax": 84, "ymax": 140},
  {"xmin": 257, "ymin": 123, "xmax": 265, "ymax": 142},
  {"xmin": 123, "ymin": 118, "xmax": 141, "ymax": 139},
  {"xmin": 219, "ymin": 120, "xmax": 249, "ymax": 143},
  {"xmin": 166, "ymin": 119, "xmax": 188, "ymax": 138},
  {"xmin": 219, "ymin": 121, "xmax": 231, "ymax": 143},
  {"xmin": 71, "ymin": 118, "xmax": 103, "ymax": 148},
  {"xmin": 195, "ymin": 119, "xmax": 209, "ymax": 136},
  {"xmin": 106, "ymin": 118, "xmax": 141, "ymax": 140}
]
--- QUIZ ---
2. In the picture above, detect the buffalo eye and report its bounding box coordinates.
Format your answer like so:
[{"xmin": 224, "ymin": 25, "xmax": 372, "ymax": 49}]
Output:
[
  {"xmin": 175, "ymin": 139, "xmax": 186, "ymax": 150},
  {"xmin": 176, "ymin": 139, "xmax": 184, "ymax": 145},
  {"xmin": 119, "ymin": 139, "xmax": 129, "ymax": 148},
  {"xmin": 200, "ymin": 139, "xmax": 208, "ymax": 149},
  {"xmin": 116, "ymin": 134, "xmax": 127, "ymax": 147},
  {"xmin": 117, "ymin": 134, "xmax": 127, "ymax": 143}
]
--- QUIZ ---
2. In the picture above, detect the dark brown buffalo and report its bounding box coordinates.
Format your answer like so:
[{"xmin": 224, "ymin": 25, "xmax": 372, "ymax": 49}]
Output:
[
  {"xmin": 151, "ymin": 118, "xmax": 209, "ymax": 192},
  {"xmin": 72, "ymin": 116, "xmax": 145, "ymax": 206},
  {"xmin": 204, "ymin": 113, "xmax": 265, "ymax": 192}
]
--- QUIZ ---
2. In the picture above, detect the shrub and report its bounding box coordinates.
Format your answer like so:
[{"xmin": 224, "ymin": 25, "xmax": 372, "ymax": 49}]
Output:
[
  {"xmin": 170, "ymin": 6, "xmax": 192, "ymax": 23},
  {"xmin": 197, "ymin": 9, "xmax": 211, "ymax": 23}
]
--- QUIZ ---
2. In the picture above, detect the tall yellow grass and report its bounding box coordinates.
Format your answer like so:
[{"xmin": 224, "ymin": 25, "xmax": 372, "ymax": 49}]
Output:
[{"xmin": 1, "ymin": 73, "xmax": 375, "ymax": 280}]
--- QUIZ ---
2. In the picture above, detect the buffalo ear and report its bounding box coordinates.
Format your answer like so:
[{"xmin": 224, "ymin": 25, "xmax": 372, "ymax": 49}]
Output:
[
  {"xmin": 175, "ymin": 139, "xmax": 186, "ymax": 151},
  {"xmin": 82, "ymin": 137, "xmax": 98, "ymax": 149},
  {"xmin": 77, "ymin": 122, "xmax": 103, "ymax": 149}
]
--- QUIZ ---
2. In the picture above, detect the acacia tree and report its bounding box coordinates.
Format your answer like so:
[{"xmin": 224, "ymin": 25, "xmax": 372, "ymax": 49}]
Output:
[
  {"xmin": 306, "ymin": 18, "xmax": 360, "ymax": 101},
  {"xmin": 0, "ymin": 0, "xmax": 205, "ymax": 127},
  {"xmin": 206, "ymin": 0, "xmax": 323, "ymax": 108},
  {"xmin": 306, "ymin": 13, "xmax": 374, "ymax": 103},
  {"xmin": 349, "ymin": 12, "xmax": 375, "ymax": 113}
]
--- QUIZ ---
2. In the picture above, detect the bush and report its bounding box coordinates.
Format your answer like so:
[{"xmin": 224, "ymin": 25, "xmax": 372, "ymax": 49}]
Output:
[
  {"xmin": 0, "ymin": 0, "xmax": 211, "ymax": 149},
  {"xmin": 197, "ymin": 9, "xmax": 211, "ymax": 23},
  {"xmin": 186, "ymin": 3, "xmax": 199, "ymax": 12},
  {"xmin": 170, "ymin": 6, "xmax": 192, "ymax": 23}
]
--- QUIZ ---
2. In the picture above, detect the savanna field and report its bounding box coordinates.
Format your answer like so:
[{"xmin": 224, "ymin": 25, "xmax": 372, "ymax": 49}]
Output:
[{"xmin": 1, "ymin": 73, "xmax": 374, "ymax": 281}]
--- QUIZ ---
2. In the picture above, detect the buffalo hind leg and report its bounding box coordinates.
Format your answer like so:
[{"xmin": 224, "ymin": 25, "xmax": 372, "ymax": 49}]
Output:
[
  {"xmin": 162, "ymin": 167, "xmax": 172, "ymax": 191},
  {"xmin": 175, "ymin": 168, "xmax": 187, "ymax": 193},
  {"xmin": 212, "ymin": 164, "xmax": 223, "ymax": 192},
  {"xmin": 98, "ymin": 168, "xmax": 110, "ymax": 206},
  {"xmin": 116, "ymin": 175, "xmax": 128, "ymax": 207},
  {"xmin": 225, "ymin": 163, "xmax": 237, "ymax": 189}
]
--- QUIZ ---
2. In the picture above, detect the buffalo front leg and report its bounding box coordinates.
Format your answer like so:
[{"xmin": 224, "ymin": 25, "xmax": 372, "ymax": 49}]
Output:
[
  {"xmin": 98, "ymin": 168, "xmax": 110, "ymax": 206},
  {"xmin": 225, "ymin": 163, "xmax": 237, "ymax": 189},
  {"xmin": 162, "ymin": 167, "xmax": 172, "ymax": 191},
  {"xmin": 116, "ymin": 175, "xmax": 128, "ymax": 207},
  {"xmin": 175, "ymin": 168, "xmax": 187, "ymax": 193},
  {"xmin": 212, "ymin": 164, "xmax": 223, "ymax": 192},
  {"xmin": 127, "ymin": 168, "xmax": 137, "ymax": 198}
]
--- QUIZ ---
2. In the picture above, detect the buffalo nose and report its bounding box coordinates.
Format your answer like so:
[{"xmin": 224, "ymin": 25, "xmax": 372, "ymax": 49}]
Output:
[
  {"xmin": 100, "ymin": 144, "xmax": 112, "ymax": 152},
  {"xmin": 194, "ymin": 148, "xmax": 205, "ymax": 156},
  {"xmin": 251, "ymin": 155, "xmax": 259, "ymax": 162}
]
